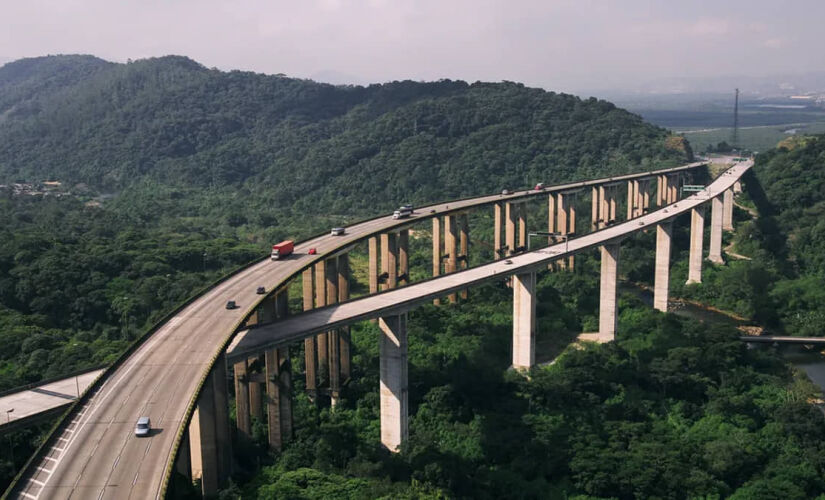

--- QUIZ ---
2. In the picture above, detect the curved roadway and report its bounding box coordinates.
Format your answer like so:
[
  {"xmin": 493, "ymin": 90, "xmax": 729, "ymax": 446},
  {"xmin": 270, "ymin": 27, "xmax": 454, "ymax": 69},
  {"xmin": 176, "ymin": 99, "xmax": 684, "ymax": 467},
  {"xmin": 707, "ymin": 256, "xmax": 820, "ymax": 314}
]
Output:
[{"xmin": 10, "ymin": 161, "xmax": 706, "ymax": 500}]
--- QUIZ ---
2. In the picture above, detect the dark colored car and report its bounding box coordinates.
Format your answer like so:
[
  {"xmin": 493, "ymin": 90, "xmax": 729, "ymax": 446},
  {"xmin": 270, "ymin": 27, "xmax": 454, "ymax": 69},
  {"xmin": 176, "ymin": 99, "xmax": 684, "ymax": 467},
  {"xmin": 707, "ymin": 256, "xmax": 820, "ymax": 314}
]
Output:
[
  {"xmin": 256, "ymin": 287, "xmax": 266, "ymax": 295},
  {"xmin": 226, "ymin": 300, "xmax": 237, "ymax": 310}
]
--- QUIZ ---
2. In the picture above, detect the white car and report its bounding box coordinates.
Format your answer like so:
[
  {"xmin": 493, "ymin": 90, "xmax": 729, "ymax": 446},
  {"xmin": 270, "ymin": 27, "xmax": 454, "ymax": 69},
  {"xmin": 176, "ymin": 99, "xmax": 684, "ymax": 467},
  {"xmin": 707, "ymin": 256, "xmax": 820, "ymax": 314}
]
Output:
[
  {"xmin": 135, "ymin": 416, "xmax": 151, "ymax": 437},
  {"xmin": 331, "ymin": 227, "xmax": 345, "ymax": 236}
]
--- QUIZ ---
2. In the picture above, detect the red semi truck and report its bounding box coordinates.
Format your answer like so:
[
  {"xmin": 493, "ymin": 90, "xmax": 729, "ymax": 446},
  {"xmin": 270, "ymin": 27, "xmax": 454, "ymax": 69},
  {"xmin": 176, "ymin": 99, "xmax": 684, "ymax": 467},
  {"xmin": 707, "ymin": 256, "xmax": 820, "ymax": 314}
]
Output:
[{"xmin": 271, "ymin": 240, "xmax": 294, "ymax": 260}]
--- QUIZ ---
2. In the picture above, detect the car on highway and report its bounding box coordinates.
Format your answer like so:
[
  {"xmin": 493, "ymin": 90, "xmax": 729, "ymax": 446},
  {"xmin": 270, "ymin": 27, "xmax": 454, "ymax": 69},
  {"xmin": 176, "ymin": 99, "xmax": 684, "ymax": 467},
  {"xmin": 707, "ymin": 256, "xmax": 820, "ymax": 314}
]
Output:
[
  {"xmin": 501, "ymin": 189, "xmax": 510, "ymax": 196},
  {"xmin": 256, "ymin": 287, "xmax": 266, "ymax": 294},
  {"xmin": 226, "ymin": 300, "xmax": 237, "ymax": 310},
  {"xmin": 308, "ymin": 248, "xmax": 317, "ymax": 255},
  {"xmin": 331, "ymin": 227, "xmax": 345, "ymax": 236},
  {"xmin": 534, "ymin": 182, "xmax": 545, "ymax": 190},
  {"xmin": 135, "ymin": 416, "xmax": 151, "ymax": 437}
]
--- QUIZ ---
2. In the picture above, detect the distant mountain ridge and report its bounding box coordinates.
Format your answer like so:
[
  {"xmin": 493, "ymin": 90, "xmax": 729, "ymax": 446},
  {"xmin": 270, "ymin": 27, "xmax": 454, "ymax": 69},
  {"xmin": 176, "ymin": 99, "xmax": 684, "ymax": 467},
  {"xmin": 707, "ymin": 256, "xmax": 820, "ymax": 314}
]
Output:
[{"xmin": 0, "ymin": 55, "xmax": 689, "ymax": 215}]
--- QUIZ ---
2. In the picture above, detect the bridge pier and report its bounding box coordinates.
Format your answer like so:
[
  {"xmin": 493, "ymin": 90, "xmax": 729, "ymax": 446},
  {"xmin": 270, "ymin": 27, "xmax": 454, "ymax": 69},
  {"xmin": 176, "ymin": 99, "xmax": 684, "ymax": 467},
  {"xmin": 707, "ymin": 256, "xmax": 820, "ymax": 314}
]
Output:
[
  {"xmin": 189, "ymin": 353, "xmax": 232, "ymax": 498},
  {"xmin": 687, "ymin": 205, "xmax": 705, "ymax": 284},
  {"xmin": 557, "ymin": 192, "xmax": 576, "ymax": 268},
  {"xmin": 708, "ymin": 195, "xmax": 725, "ymax": 264},
  {"xmin": 627, "ymin": 179, "xmax": 639, "ymax": 219},
  {"xmin": 445, "ymin": 215, "xmax": 458, "ymax": 303},
  {"xmin": 654, "ymin": 222, "xmax": 672, "ymax": 312},
  {"xmin": 265, "ymin": 347, "xmax": 292, "ymax": 451},
  {"xmin": 325, "ymin": 257, "xmax": 341, "ymax": 406},
  {"xmin": 369, "ymin": 236, "xmax": 380, "ymax": 294},
  {"xmin": 379, "ymin": 313, "xmax": 408, "ymax": 452},
  {"xmin": 398, "ymin": 229, "xmax": 409, "ymax": 285},
  {"xmin": 599, "ymin": 243, "xmax": 620, "ymax": 340},
  {"xmin": 512, "ymin": 271, "xmax": 536, "ymax": 370},
  {"xmin": 494, "ymin": 202, "xmax": 503, "ymax": 260},
  {"xmin": 314, "ymin": 261, "xmax": 329, "ymax": 385},
  {"xmin": 303, "ymin": 268, "xmax": 318, "ymax": 399},
  {"xmin": 432, "ymin": 218, "xmax": 442, "ymax": 304},
  {"xmin": 233, "ymin": 359, "xmax": 251, "ymax": 441},
  {"xmin": 722, "ymin": 188, "xmax": 734, "ymax": 231},
  {"xmin": 518, "ymin": 202, "xmax": 527, "ymax": 252},
  {"xmin": 459, "ymin": 214, "xmax": 469, "ymax": 299},
  {"xmin": 338, "ymin": 254, "xmax": 351, "ymax": 382},
  {"xmin": 505, "ymin": 202, "xmax": 517, "ymax": 257},
  {"xmin": 248, "ymin": 355, "xmax": 263, "ymax": 422}
]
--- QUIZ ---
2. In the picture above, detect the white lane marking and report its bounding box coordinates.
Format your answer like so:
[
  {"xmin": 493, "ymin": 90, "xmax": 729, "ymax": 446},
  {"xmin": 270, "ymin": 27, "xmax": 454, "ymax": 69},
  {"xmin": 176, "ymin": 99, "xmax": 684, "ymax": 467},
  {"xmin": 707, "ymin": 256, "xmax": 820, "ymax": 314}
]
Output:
[
  {"xmin": 20, "ymin": 492, "xmax": 37, "ymax": 499},
  {"xmin": 133, "ymin": 472, "xmax": 139, "ymax": 486},
  {"xmin": 53, "ymin": 447, "xmax": 65, "ymax": 452},
  {"xmin": 28, "ymin": 478, "xmax": 45, "ymax": 486},
  {"xmin": 36, "ymin": 466, "xmax": 53, "ymax": 473},
  {"xmin": 43, "ymin": 457, "xmax": 57, "ymax": 462},
  {"xmin": 57, "ymin": 437, "xmax": 69, "ymax": 442}
]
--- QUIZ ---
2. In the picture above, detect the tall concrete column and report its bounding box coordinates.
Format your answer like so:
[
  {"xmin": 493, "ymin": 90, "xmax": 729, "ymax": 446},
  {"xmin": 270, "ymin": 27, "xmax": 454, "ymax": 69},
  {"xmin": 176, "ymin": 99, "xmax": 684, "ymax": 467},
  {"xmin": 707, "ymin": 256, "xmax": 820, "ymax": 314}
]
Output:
[
  {"xmin": 337, "ymin": 254, "xmax": 351, "ymax": 381},
  {"xmin": 302, "ymin": 269, "xmax": 317, "ymax": 398},
  {"xmin": 517, "ymin": 202, "xmax": 527, "ymax": 251},
  {"xmin": 589, "ymin": 187, "xmax": 598, "ymax": 231},
  {"xmin": 233, "ymin": 360, "xmax": 251, "ymax": 440},
  {"xmin": 642, "ymin": 179, "xmax": 651, "ymax": 213},
  {"xmin": 512, "ymin": 271, "xmax": 536, "ymax": 371},
  {"xmin": 369, "ymin": 236, "xmax": 380, "ymax": 294},
  {"xmin": 381, "ymin": 232, "xmax": 398, "ymax": 291},
  {"xmin": 398, "ymin": 229, "xmax": 409, "ymax": 285},
  {"xmin": 505, "ymin": 202, "xmax": 517, "ymax": 256},
  {"xmin": 626, "ymin": 180, "xmax": 636, "ymax": 219},
  {"xmin": 192, "ymin": 354, "xmax": 232, "ymax": 497},
  {"xmin": 445, "ymin": 215, "xmax": 458, "ymax": 303},
  {"xmin": 653, "ymin": 222, "xmax": 672, "ymax": 312},
  {"xmin": 325, "ymin": 257, "xmax": 341, "ymax": 406},
  {"xmin": 494, "ymin": 203, "xmax": 503, "ymax": 260},
  {"xmin": 634, "ymin": 180, "xmax": 643, "ymax": 217},
  {"xmin": 708, "ymin": 195, "xmax": 724, "ymax": 264},
  {"xmin": 257, "ymin": 295, "xmax": 276, "ymax": 324},
  {"xmin": 175, "ymin": 433, "xmax": 192, "ymax": 481},
  {"xmin": 608, "ymin": 186, "xmax": 617, "ymax": 223},
  {"xmin": 314, "ymin": 261, "xmax": 328, "ymax": 383},
  {"xmin": 599, "ymin": 243, "xmax": 620, "ymax": 341},
  {"xmin": 658, "ymin": 175, "xmax": 667, "ymax": 205},
  {"xmin": 379, "ymin": 313, "xmax": 408, "ymax": 452},
  {"xmin": 459, "ymin": 213, "xmax": 469, "ymax": 300},
  {"xmin": 248, "ymin": 355, "xmax": 263, "ymax": 422},
  {"xmin": 432, "ymin": 217, "xmax": 442, "ymax": 305},
  {"xmin": 557, "ymin": 193, "xmax": 569, "ymax": 269},
  {"xmin": 722, "ymin": 188, "xmax": 734, "ymax": 231},
  {"xmin": 265, "ymin": 347, "xmax": 292, "ymax": 451},
  {"xmin": 687, "ymin": 205, "xmax": 705, "ymax": 284},
  {"xmin": 568, "ymin": 195, "xmax": 577, "ymax": 269}
]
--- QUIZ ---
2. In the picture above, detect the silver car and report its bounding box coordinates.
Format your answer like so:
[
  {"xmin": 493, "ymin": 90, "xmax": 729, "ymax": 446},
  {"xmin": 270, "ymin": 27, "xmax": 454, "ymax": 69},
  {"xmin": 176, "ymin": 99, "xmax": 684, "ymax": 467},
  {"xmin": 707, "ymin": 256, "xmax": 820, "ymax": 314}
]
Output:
[{"xmin": 135, "ymin": 416, "xmax": 151, "ymax": 437}]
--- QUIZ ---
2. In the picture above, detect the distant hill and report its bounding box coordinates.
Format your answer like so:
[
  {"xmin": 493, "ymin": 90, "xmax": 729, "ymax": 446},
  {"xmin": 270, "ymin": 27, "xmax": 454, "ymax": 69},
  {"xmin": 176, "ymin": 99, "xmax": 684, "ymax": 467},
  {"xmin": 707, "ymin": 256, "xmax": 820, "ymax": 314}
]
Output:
[{"xmin": 0, "ymin": 55, "xmax": 690, "ymax": 215}]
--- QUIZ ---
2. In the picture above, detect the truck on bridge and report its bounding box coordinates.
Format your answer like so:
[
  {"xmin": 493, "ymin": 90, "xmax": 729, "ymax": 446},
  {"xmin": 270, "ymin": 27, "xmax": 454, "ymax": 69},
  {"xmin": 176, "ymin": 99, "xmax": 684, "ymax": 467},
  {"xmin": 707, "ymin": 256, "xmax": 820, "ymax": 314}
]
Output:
[{"xmin": 270, "ymin": 240, "xmax": 294, "ymax": 260}]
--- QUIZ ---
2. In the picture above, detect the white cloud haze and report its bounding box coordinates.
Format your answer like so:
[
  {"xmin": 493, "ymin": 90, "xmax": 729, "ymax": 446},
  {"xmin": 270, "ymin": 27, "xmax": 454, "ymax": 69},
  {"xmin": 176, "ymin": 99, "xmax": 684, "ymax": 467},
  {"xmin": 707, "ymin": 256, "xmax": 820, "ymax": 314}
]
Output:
[{"xmin": 1, "ymin": 0, "xmax": 823, "ymax": 92}]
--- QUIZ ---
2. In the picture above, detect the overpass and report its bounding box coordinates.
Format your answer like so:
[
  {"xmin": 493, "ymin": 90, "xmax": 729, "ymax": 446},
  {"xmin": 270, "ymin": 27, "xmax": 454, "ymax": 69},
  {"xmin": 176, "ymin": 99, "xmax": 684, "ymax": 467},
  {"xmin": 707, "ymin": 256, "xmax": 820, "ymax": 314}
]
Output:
[
  {"xmin": 6, "ymin": 159, "xmax": 750, "ymax": 499},
  {"xmin": 740, "ymin": 336, "xmax": 825, "ymax": 345}
]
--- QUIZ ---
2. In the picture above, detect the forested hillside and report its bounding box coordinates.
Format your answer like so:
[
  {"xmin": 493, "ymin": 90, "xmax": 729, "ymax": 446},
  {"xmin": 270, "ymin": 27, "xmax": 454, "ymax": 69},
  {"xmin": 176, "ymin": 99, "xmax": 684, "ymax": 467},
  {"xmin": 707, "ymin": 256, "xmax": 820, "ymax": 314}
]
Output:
[{"xmin": 0, "ymin": 55, "xmax": 689, "ymax": 217}]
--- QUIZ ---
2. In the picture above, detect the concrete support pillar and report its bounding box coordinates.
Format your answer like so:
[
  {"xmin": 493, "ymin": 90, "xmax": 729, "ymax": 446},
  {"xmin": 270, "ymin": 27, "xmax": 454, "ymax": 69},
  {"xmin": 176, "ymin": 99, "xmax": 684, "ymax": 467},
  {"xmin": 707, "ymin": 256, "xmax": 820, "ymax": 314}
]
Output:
[
  {"xmin": 302, "ymin": 269, "xmax": 317, "ymax": 398},
  {"xmin": 459, "ymin": 213, "xmax": 469, "ymax": 300},
  {"xmin": 192, "ymin": 354, "xmax": 232, "ymax": 497},
  {"xmin": 658, "ymin": 175, "xmax": 667, "ymax": 206},
  {"xmin": 733, "ymin": 180, "xmax": 742, "ymax": 194},
  {"xmin": 599, "ymin": 185, "xmax": 609, "ymax": 228},
  {"xmin": 369, "ymin": 236, "xmax": 379, "ymax": 294},
  {"xmin": 265, "ymin": 347, "xmax": 292, "ymax": 451},
  {"xmin": 599, "ymin": 243, "xmax": 620, "ymax": 341},
  {"xmin": 671, "ymin": 174, "xmax": 679, "ymax": 203},
  {"xmin": 325, "ymin": 257, "xmax": 341, "ymax": 406},
  {"xmin": 642, "ymin": 179, "xmax": 651, "ymax": 213},
  {"xmin": 445, "ymin": 215, "xmax": 458, "ymax": 303},
  {"xmin": 512, "ymin": 271, "xmax": 536, "ymax": 371},
  {"xmin": 175, "ymin": 432, "xmax": 192, "ymax": 481},
  {"xmin": 608, "ymin": 187, "xmax": 617, "ymax": 223},
  {"xmin": 505, "ymin": 202, "xmax": 517, "ymax": 256},
  {"xmin": 257, "ymin": 295, "xmax": 276, "ymax": 325},
  {"xmin": 381, "ymin": 232, "xmax": 398, "ymax": 291},
  {"xmin": 248, "ymin": 355, "xmax": 263, "ymax": 422},
  {"xmin": 233, "ymin": 360, "xmax": 251, "ymax": 440},
  {"xmin": 337, "ymin": 254, "xmax": 351, "ymax": 382},
  {"xmin": 708, "ymin": 195, "xmax": 724, "ymax": 264},
  {"xmin": 517, "ymin": 202, "xmax": 527, "ymax": 251},
  {"xmin": 432, "ymin": 218, "xmax": 442, "ymax": 305},
  {"xmin": 494, "ymin": 203, "xmax": 503, "ymax": 260},
  {"xmin": 654, "ymin": 222, "xmax": 672, "ymax": 312},
  {"xmin": 398, "ymin": 229, "xmax": 409, "ymax": 285},
  {"xmin": 379, "ymin": 313, "xmax": 408, "ymax": 452},
  {"xmin": 568, "ymin": 196, "xmax": 577, "ymax": 269},
  {"xmin": 687, "ymin": 206, "xmax": 705, "ymax": 284},
  {"xmin": 626, "ymin": 180, "xmax": 636, "ymax": 219},
  {"xmin": 590, "ymin": 187, "xmax": 598, "ymax": 231},
  {"xmin": 722, "ymin": 188, "xmax": 734, "ymax": 231},
  {"xmin": 314, "ymin": 261, "xmax": 328, "ymax": 384},
  {"xmin": 556, "ymin": 193, "xmax": 569, "ymax": 269}
]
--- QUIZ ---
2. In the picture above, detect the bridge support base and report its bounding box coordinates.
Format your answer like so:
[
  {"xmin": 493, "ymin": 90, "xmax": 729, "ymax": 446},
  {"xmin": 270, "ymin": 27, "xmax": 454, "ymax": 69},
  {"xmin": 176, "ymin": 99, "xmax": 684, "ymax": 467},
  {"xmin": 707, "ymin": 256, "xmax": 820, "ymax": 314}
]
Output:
[
  {"xmin": 189, "ymin": 353, "xmax": 232, "ymax": 498},
  {"xmin": 708, "ymin": 195, "xmax": 725, "ymax": 264},
  {"xmin": 687, "ymin": 206, "xmax": 705, "ymax": 284},
  {"xmin": 512, "ymin": 271, "xmax": 536, "ymax": 370},
  {"xmin": 266, "ymin": 347, "xmax": 293, "ymax": 451},
  {"xmin": 654, "ymin": 222, "xmax": 672, "ymax": 312},
  {"xmin": 379, "ymin": 313, "xmax": 408, "ymax": 452},
  {"xmin": 599, "ymin": 243, "xmax": 620, "ymax": 340},
  {"xmin": 723, "ymin": 188, "xmax": 734, "ymax": 231}
]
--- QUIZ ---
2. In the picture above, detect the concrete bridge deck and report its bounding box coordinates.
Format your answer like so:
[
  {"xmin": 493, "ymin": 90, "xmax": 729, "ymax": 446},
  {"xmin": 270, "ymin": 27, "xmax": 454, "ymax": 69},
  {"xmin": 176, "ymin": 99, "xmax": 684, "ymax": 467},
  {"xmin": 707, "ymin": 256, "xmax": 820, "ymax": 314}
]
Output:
[{"xmin": 0, "ymin": 370, "xmax": 105, "ymax": 434}]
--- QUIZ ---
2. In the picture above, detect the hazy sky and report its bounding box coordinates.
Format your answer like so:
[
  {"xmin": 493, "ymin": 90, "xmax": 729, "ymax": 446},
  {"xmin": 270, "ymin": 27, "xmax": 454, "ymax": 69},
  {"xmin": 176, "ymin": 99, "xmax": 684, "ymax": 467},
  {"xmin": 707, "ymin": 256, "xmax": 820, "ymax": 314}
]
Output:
[{"xmin": 3, "ymin": 0, "xmax": 824, "ymax": 92}]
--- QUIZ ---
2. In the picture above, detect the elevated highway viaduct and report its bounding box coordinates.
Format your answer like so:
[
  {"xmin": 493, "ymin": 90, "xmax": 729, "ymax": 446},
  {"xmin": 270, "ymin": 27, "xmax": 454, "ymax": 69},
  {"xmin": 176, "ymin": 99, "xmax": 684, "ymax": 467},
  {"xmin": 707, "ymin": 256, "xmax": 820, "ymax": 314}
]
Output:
[{"xmin": 7, "ymin": 160, "xmax": 752, "ymax": 499}]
